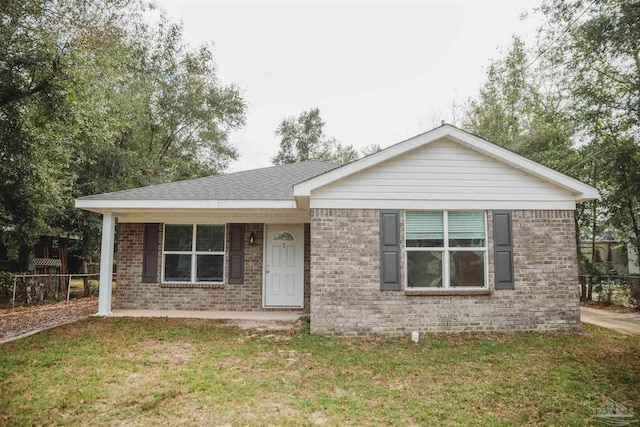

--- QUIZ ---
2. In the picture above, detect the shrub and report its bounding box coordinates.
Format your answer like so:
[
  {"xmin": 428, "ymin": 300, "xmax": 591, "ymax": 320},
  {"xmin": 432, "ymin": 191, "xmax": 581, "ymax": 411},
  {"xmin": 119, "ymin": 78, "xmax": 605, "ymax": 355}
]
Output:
[{"xmin": 0, "ymin": 271, "xmax": 14, "ymax": 299}]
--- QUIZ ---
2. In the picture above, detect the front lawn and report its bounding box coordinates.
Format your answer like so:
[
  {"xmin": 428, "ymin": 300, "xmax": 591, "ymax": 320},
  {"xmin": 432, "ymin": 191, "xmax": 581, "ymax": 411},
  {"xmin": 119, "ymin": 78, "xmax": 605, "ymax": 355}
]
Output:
[{"xmin": 1, "ymin": 318, "xmax": 638, "ymax": 426}]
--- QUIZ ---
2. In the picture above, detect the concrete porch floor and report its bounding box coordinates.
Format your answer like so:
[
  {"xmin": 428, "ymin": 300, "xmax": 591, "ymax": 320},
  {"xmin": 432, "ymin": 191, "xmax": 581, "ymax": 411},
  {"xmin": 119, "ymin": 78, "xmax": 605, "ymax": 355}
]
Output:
[
  {"xmin": 108, "ymin": 309, "xmax": 305, "ymax": 330},
  {"xmin": 110, "ymin": 309, "xmax": 303, "ymax": 321}
]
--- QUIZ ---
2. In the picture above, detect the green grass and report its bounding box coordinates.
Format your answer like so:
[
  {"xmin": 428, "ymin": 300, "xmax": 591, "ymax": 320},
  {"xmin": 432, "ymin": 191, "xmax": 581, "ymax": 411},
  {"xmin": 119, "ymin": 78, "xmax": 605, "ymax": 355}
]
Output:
[{"xmin": 0, "ymin": 318, "xmax": 638, "ymax": 426}]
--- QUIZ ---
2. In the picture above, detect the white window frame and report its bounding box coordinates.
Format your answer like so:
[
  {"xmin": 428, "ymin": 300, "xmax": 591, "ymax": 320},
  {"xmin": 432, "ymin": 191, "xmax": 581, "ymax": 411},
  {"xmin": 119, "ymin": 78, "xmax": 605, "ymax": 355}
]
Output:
[
  {"xmin": 404, "ymin": 211, "xmax": 488, "ymax": 290},
  {"xmin": 161, "ymin": 224, "xmax": 226, "ymax": 284}
]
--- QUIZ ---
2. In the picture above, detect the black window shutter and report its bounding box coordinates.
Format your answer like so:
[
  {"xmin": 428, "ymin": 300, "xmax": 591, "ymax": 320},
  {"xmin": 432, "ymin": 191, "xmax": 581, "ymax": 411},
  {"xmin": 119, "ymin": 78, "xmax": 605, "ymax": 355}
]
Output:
[
  {"xmin": 142, "ymin": 223, "xmax": 159, "ymax": 283},
  {"xmin": 380, "ymin": 210, "xmax": 401, "ymax": 291},
  {"xmin": 493, "ymin": 211, "xmax": 514, "ymax": 290},
  {"xmin": 228, "ymin": 224, "xmax": 245, "ymax": 284}
]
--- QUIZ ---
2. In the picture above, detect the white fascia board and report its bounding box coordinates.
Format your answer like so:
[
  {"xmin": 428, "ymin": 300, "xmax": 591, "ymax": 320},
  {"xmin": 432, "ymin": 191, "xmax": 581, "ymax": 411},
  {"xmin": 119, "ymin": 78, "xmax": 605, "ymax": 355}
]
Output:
[
  {"xmin": 75, "ymin": 199, "xmax": 296, "ymax": 212},
  {"xmin": 294, "ymin": 125, "xmax": 600, "ymax": 202}
]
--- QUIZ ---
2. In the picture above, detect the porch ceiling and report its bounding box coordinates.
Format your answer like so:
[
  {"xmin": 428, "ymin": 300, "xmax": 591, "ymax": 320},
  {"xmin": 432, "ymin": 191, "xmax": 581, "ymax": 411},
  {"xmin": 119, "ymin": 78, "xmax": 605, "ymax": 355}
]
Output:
[{"xmin": 114, "ymin": 208, "xmax": 311, "ymax": 224}]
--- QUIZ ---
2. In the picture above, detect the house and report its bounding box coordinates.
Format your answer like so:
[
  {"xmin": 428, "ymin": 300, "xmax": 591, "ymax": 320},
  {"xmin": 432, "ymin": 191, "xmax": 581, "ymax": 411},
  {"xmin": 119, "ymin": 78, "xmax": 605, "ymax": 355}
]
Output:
[
  {"xmin": 75, "ymin": 125, "xmax": 599, "ymax": 336},
  {"xmin": 580, "ymin": 232, "xmax": 629, "ymax": 274}
]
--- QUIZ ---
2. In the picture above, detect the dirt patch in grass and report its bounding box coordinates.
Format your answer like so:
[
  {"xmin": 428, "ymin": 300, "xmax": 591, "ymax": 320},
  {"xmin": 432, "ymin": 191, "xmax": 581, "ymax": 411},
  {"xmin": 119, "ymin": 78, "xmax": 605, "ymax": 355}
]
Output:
[
  {"xmin": 0, "ymin": 298, "xmax": 98, "ymax": 341},
  {"xmin": 129, "ymin": 339, "xmax": 195, "ymax": 364},
  {"xmin": 92, "ymin": 340, "xmax": 198, "ymax": 425}
]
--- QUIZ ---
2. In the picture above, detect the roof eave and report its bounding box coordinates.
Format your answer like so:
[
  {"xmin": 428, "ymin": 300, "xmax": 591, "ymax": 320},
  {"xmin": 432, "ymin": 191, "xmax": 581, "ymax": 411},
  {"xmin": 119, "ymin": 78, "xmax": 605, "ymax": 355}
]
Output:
[
  {"xmin": 75, "ymin": 199, "xmax": 297, "ymax": 212},
  {"xmin": 576, "ymin": 188, "xmax": 601, "ymax": 203}
]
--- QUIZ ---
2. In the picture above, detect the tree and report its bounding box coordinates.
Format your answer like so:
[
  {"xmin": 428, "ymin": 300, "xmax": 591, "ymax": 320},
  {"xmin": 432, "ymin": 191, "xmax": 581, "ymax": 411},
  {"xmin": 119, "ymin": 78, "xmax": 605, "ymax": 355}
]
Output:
[
  {"xmin": 465, "ymin": 36, "xmax": 579, "ymax": 172},
  {"xmin": 272, "ymin": 108, "xmax": 335, "ymax": 164},
  {"xmin": 539, "ymin": 0, "xmax": 640, "ymax": 273},
  {"xmin": 0, "ymin": 0, "xmax": 137, "ymax": 257},
  {"xmin": 0, "ymin": 0, "xmax": 246, "ymax": 261},
  {"xmin": 360, "ymin": 144, "xmax": 383, "ymax": 157},
  {"xmin": 272, "ymin": 108, "xmax": 379, "ymax": 165}
]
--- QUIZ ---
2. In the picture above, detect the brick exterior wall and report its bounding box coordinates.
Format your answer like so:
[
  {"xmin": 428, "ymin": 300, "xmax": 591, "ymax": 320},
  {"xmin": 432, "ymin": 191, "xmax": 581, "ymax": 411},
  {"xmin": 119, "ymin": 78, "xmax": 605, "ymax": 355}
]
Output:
[
  {"xmin": 114, "ymin": 223, "xmax": 310, "ymax": 312},
  {"xmin": 310, "ymin": 208, "xmax": 580, "ymax": 336}
]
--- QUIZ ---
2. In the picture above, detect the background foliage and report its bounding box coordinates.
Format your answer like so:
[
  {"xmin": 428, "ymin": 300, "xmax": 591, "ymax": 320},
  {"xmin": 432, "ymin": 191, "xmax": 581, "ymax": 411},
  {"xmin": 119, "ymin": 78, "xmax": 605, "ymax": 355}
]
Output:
[
  {"xmin": 272, "ymin": 108, "xmax": 380, "ymax": 165},
  {"xmin": 464, "ymin": 0, "xmax": 640, "ymax": 282},
  {"xmin": 0, "ymin": 0, "xmax": 246, "ymax": 260}
]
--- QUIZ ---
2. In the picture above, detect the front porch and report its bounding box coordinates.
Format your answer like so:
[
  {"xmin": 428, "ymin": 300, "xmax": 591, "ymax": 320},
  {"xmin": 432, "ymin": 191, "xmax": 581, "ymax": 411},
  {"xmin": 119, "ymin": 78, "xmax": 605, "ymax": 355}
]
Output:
[
  {"xmin": 95, "ymin": 214, "xmax": 311, "ymax": 316},
  {"xmin": 74, "ymin": 161, "xmax": 338, "ymax": 318}
]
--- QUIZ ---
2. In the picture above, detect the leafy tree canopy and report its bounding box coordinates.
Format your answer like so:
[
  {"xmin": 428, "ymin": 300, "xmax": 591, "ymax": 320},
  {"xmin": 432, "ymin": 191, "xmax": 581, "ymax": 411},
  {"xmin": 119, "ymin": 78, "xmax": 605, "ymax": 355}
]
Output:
[
  {"xmin": 465, "ymin": 36, "xmax": 579, "ymax": 174},
  {"xmin": 0, "ymin": 0, "xmax": 246, "ymax": 259},
  {"xmin": 272, "ymin": 108, "xmax": 380, "ymax": 165}
]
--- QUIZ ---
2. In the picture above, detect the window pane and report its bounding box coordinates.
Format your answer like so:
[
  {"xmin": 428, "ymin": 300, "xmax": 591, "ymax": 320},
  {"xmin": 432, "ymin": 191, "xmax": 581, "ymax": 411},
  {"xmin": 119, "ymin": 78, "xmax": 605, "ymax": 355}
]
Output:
[
  {"xmin": 450, "ymin": 251, "xmax": 485, "ymax": 287},
  {"xmin": 164, "ymin": 254, "xmax": 192, "ymax": 281},
  {"xmin": 196, "ymin": 225, "xmax": 225, "ymax": 252},
  {"xmin": 273, "ymin": 231, "xmax": 294, "ymax": 241},
  {"xmin": 407, "ymin": 251, "xmax": 443, "ymax": 288},
  {"xmin": 406, "ymin": 212, "xmax": 444, "ymax": 247},
  {"xmin": 448, "ymin": 211, "xmax": 485, "ymax": 247},
  {"xmin": 407, "ymin": 239, "xmax": 446, "ymax": 248},
  {"xmin": 164, "ymin": 225, "xmax": 193, "ymax": 251},
  {"xmin": 196, "ymin": 254, "xmax": 224, "ymax": 282}
]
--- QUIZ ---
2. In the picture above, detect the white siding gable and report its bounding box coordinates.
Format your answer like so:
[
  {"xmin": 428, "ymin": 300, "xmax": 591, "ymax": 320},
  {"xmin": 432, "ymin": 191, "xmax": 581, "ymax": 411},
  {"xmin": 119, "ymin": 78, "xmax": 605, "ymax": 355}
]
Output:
[{"xmin": 310, "ymin": 138, "xmax": 579, "ymax": 210}]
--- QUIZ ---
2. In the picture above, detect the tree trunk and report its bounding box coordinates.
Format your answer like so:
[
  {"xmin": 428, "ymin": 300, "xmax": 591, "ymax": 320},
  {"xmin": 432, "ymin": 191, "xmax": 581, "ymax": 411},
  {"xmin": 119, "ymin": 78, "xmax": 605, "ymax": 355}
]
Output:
[
  {"xmin": 575, "ymin": 211, "xmax": 587, "ymax": 301},
  {"xmin": 588, "ymin": 199, "xmax": 597, "ymax": 301},
  {"xmin": 588, "ymin": 164, "xmax": 598, "ymax": 301},
  {"xmin": 624, "ymin": 179, "xmax": 640, "ymax": 274}
]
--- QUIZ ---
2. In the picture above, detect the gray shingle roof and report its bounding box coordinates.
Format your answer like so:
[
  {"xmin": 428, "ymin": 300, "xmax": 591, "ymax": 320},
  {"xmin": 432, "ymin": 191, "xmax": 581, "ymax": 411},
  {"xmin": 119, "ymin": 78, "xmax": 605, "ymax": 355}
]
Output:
[{"xmin": 78, "ymin": 160, "xmax": 340, "ymax": 201}]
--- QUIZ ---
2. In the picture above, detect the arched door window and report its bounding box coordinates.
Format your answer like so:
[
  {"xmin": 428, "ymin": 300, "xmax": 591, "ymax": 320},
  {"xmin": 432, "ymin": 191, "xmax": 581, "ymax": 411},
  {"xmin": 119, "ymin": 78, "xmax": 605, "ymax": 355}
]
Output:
[{"xmin": 273, "ymin": 231, "xmax": 294, "ymax": 241}]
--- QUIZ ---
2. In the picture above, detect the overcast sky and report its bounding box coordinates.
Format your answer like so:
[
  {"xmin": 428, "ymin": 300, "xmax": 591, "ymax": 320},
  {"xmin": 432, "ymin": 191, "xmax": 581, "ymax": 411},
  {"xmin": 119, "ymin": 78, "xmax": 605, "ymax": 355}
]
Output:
[{"xmin": 154, "ymin": 0, "xmax": 541, "ymax": 172}]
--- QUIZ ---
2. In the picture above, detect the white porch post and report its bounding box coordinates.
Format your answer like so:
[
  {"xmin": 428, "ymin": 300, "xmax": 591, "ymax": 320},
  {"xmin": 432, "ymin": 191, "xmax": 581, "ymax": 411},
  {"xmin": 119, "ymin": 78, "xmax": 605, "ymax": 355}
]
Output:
[{"xmin": 98, "ymin": 212, "xmax": 116, "ymax": 316}]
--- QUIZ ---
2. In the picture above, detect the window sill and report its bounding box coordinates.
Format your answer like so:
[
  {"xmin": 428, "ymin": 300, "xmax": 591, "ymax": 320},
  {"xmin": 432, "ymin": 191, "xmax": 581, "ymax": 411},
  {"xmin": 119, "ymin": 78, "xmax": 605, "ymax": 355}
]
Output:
[
  {"xmin": 160, "ymin": 282, "xmax": 224, "ymax": 289},
  {"xmin": 405, "ymin": 289, "xmax": 492, "ymax": 297}
]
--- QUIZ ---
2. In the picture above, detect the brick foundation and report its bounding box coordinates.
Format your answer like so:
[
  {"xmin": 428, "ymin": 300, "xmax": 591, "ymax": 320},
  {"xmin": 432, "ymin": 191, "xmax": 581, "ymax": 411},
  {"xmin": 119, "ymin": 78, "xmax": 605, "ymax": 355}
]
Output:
[
  {"xmin": 114, "ymin": 223, "xmax": 310, "ymax": 312},
  {"xmin": 310, "ymin": 208, "xmax": 580, "ymax": 336}
]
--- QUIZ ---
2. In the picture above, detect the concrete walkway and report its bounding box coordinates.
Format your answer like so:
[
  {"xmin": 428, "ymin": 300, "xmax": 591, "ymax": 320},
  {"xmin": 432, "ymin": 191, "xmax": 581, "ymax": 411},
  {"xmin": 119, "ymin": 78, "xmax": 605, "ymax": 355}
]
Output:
[
  {"xmin": 109, "ymin": 309, "xmax": 304, "ymax": 330},
  {"xmin": 581, "ymin": 306, "xmax": 640, "ymax": 336}
]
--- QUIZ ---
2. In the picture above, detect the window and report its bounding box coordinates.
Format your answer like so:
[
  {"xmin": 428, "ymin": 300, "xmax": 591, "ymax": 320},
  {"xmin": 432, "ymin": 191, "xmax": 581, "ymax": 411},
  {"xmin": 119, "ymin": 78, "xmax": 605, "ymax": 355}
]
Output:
[
  {"xmin": 406, "ymin": 211, "xmax": 487, "ymax": 289},
  {"xmin": 163, "ymin": 224, "xmax": 225, "ymax": 283},
  {"xmin": 273, "ymin": 231, "xmax": 294, "ymax": 241}
]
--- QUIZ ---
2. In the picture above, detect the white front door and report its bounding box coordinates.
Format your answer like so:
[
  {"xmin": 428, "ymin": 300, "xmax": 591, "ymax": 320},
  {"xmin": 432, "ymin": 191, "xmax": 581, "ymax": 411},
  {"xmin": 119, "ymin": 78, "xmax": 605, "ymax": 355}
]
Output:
[{"xmin": 264, "ymin": 225, "xmax": 304, "ymax": 307}]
